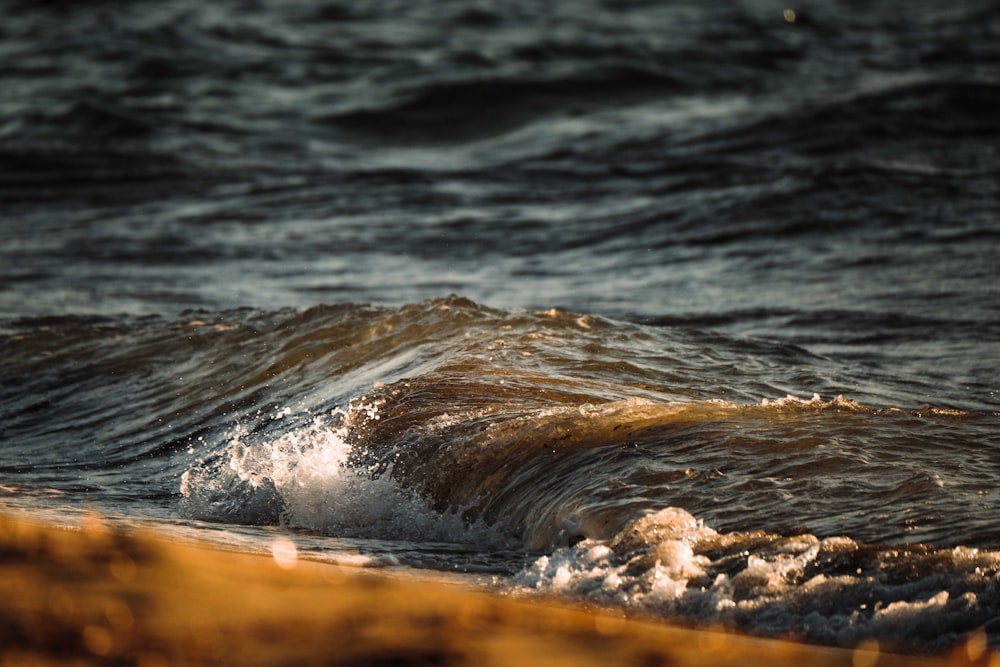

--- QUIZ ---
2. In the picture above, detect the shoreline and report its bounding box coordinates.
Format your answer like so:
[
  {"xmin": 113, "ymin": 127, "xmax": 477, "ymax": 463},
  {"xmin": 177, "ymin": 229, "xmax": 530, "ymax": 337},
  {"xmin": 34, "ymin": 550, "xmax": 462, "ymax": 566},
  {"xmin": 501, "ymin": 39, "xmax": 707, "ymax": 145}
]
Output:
[{"xmin": 0, "ymin": 512, "xmax": 988, "ymax": 666}]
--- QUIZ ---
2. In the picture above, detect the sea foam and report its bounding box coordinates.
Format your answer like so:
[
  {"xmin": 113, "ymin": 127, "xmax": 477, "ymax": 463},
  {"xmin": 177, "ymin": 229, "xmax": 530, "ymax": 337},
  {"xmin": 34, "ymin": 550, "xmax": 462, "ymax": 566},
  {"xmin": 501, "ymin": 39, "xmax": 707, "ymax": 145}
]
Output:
[
  {"xmin": 513, "ymin": 507, "xmax": 1000, "ymax": 650},
  {"xmin": 179, "ymin": 402, "xmax": 505, "ymax": 547}
]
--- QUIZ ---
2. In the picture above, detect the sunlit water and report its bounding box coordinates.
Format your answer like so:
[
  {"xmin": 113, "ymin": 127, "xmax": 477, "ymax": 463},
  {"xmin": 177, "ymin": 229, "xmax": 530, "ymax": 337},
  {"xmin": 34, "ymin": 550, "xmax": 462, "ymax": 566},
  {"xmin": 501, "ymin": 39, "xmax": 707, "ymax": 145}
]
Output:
[{"xmin": 2, "ymin": 0, "xmax": 999, "ymax": 653}]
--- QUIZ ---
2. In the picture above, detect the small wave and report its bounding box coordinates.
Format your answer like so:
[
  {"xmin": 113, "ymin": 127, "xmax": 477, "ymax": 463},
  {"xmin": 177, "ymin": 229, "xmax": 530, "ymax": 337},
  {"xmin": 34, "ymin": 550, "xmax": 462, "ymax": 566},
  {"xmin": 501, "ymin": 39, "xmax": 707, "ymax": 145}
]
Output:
[
  {"xmin": 705, "ymin": 78, "xmax": 1000, "ymax": 158},
  {"xmin": 318, "ymin": 66, "xmax": 678, "ymax": 144}
]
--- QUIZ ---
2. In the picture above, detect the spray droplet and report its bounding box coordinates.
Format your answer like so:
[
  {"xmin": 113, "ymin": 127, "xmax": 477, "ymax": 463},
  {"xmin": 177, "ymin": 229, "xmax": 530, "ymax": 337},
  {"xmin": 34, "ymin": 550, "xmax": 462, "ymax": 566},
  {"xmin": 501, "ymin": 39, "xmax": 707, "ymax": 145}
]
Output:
[{"xmin": 271, "ymin": 536, "xmax": 298, "ymax": 570}]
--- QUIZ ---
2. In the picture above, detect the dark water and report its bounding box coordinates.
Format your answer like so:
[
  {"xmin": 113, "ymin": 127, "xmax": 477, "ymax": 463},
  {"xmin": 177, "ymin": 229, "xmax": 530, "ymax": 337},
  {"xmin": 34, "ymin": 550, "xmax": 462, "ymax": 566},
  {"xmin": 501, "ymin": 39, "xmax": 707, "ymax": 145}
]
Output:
[{"xmin": 2, "ymin": 0, "xmax": 1000, "ymax": 654}]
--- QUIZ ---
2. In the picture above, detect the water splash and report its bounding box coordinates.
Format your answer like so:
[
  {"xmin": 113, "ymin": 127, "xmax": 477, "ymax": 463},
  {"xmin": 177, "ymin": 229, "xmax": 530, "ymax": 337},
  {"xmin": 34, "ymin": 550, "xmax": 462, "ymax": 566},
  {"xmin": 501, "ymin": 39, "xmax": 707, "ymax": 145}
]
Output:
[{"xmin": 179, "ymin": 402, "xmax": 508, "ymax": 547}]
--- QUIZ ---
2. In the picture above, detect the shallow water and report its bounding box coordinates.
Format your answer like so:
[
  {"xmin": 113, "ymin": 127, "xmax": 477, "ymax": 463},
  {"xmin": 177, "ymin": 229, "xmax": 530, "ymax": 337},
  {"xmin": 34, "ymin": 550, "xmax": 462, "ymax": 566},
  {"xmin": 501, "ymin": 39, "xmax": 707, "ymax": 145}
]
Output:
[{"xmin": 2, "ymin": 0, "xmax": 999, "ymax": 653}]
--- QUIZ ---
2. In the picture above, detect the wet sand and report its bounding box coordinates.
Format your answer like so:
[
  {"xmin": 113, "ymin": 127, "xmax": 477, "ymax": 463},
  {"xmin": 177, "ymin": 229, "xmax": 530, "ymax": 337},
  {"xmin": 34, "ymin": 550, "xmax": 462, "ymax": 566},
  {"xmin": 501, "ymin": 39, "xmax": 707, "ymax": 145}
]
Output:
[{"xmin": 0, "ymin": 512, "xmax": 991, "ymax": 666}]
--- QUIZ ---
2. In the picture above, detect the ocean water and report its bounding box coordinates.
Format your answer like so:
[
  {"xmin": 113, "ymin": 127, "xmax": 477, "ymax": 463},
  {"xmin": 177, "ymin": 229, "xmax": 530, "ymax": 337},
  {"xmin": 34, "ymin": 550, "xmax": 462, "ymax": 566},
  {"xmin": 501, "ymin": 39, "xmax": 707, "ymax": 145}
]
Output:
[{"xmin": 2, "ymin": 0, "xmax": 999, "ymax": 654}]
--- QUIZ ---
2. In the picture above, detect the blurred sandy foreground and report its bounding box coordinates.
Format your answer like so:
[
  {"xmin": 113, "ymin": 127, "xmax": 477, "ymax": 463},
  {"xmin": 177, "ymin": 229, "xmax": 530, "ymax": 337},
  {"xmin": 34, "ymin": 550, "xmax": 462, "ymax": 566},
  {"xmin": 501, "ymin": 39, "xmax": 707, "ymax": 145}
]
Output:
[{"xmin": 0, "ymin": 512, "xmax": 991, "ymax": 667}]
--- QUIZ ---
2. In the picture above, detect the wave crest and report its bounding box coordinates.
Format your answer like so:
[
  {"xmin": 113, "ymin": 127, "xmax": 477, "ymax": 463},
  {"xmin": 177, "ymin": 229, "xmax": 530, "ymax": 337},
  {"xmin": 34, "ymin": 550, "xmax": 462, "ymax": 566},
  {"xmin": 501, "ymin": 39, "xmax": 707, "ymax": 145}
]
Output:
[{"xmin": 178, "ymin": 404, "xmax": 507, "ymax": 547}]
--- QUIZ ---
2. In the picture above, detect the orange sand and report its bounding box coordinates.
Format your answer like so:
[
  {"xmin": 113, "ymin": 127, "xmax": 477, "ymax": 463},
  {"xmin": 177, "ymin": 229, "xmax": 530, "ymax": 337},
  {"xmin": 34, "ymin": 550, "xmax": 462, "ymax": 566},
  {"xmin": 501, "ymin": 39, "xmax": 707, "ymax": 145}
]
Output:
[{"xmin": 0, "ymin": 512, "xmax": 992, "ymax": 666}]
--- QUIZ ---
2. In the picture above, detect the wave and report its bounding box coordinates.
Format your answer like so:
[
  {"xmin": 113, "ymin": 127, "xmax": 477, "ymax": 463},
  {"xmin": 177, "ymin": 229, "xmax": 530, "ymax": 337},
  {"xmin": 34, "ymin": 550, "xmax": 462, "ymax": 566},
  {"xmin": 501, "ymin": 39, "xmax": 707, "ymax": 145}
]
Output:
[
  {"xmin": 3, "ymin": 296, "xmax": 999, "ymax": 649},
  {"xmin": 700, "ymin": 78, "xmax": 1000, "ymax": 158},
  {"xmin": 174, "ymin": 370, "xmax": 1000, "ymax": 649},
  {"xmin": 318, "ymin": 65, "xmax": 680, "ymax": 144}
]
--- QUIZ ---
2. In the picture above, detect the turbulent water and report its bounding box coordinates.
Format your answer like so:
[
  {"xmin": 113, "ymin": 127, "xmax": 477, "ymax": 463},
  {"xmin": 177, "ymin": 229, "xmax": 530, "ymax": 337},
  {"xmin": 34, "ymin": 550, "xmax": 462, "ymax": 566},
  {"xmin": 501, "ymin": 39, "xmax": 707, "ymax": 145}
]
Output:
[{"xmin": 2, "ymin": 0, "xmax": 999, "ymax": 655}]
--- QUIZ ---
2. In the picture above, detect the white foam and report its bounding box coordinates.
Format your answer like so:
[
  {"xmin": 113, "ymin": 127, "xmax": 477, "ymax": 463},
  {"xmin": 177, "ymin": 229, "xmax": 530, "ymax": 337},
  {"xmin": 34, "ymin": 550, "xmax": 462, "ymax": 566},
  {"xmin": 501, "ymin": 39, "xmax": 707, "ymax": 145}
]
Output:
[
  {"xmin": 180, "ymin": 405, "xmax": 506, "ymax": 546},
  {"xmin": 512, "ymin": 507, "xmax": 1000, "ymax": 649},
  {"xmin": 759, "ymin": 393, "xmax": 862, "ymax": 410},
  {"xmin": 516, "ymin": 507, "xmax": 716, "ymax": 606}
]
